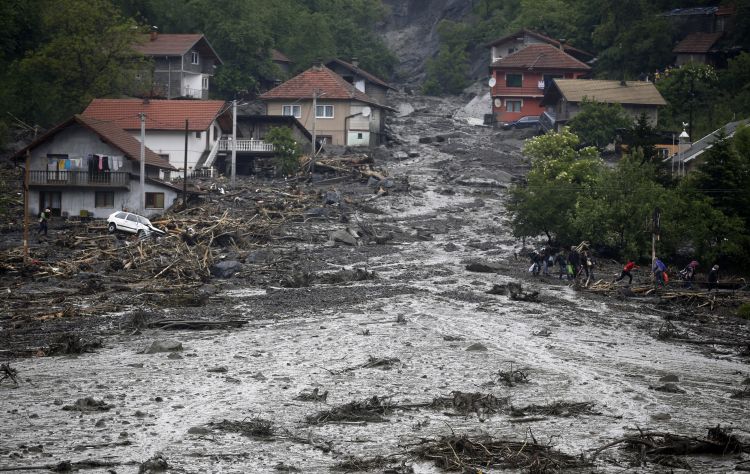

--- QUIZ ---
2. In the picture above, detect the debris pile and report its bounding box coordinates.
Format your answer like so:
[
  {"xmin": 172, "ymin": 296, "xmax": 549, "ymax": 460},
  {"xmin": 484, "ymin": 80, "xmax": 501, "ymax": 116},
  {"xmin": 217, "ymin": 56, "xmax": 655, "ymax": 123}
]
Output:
[{"xmin": 306, "ymin": 396, "xmax": 393, "ymax": 424}]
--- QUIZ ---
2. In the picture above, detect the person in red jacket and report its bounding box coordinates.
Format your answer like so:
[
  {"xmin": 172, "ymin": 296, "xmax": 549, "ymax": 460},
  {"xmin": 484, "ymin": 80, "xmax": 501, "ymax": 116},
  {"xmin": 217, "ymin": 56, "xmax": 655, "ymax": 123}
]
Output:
[{"xmin": 613, "ymin": 260, "xmax": 639, "ymax": 285}]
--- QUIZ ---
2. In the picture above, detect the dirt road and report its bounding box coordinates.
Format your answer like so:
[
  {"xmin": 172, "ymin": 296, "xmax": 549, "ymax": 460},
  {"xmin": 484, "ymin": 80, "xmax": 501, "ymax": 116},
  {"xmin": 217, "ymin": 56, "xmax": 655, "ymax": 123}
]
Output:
[{"xmin": 1, "ymin": 94, "xmax": 748, "ymax": 472}]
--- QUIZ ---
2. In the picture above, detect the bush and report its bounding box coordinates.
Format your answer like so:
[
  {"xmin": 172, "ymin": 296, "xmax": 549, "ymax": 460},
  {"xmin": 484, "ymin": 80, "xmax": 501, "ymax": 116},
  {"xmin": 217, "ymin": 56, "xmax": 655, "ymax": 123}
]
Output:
[{"xmin": 737, "ymin": 303, "xmax": 750, "ymax": 320}]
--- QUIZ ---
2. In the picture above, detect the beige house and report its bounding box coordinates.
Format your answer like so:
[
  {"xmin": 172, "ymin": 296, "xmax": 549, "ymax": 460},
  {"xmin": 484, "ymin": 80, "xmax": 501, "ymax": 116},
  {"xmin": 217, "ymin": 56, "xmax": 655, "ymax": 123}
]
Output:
[
  {"xmin": 260, "ymin": 64, "xmax": 392, "ymax": 147},
  {"xmin": 540, "ymin": 79, "xmax": 667, "ymax": 132}
]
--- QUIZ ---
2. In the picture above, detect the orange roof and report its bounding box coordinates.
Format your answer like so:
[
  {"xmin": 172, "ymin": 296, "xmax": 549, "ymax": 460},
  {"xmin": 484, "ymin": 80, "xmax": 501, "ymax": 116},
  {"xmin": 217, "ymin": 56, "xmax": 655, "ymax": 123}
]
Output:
[
  {"xmin": 13, "ymin": 115, "xmax": 175, "ymax": 170},
  {"xmin": 486, "ymin": 28, "xmax": 593, "ymax": 59},
  {"xmin": 260, "ymin": 65, "xmax": 386, "ymax": 107},
  {"xmin": 83, "ymin": 99, "xmax": 227, "ymax": 131},
  {"xmin": 673, "ymin": 32, "xmax": 723, "ymax": 53},
  {"xmin": 134, "ymin": 34, "xmax": 222, "ymax": 64},
  {"xmin": 491, "ymin": 43, "xmax": 591, "ymax": 71}
]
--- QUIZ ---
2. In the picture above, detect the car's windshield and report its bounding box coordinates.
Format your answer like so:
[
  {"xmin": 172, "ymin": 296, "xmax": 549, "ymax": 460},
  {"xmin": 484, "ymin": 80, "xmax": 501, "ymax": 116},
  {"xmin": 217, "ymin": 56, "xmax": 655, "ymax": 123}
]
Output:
[{"xmin": 137, "ymin": 216, "xmax": 150, "ymax": 225}]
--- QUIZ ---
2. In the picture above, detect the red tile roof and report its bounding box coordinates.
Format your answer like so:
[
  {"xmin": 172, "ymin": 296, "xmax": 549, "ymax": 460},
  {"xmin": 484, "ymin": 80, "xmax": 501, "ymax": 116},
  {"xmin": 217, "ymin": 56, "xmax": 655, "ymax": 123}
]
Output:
[
  {"xmin": 134, "ymin": 34, "xmax": 222, "ymax": 64},
  {"xmin": 673, "ymin": 32, "xmax": 723, "ymax": 53},
  {"xmin": 260, "ymin": 66, "xmax": 387, "ymax": 107},
  {"xmin": 486, "ymin": 28, "xmax": 593, "ymax": 59},
  {"xmin": 326, "ymin": 58, "xmax": 395, "ymax": 90},
  {"xmin": 83, "ymin": 99, "xmax": 228, "ymax": 132},
  {"xmin": 491, "ymin": 43, "xmax": 591, "ymax": 71},
  {"xmin": 13, "ymin": 115, "xmax": 175, "ymax": 170}
]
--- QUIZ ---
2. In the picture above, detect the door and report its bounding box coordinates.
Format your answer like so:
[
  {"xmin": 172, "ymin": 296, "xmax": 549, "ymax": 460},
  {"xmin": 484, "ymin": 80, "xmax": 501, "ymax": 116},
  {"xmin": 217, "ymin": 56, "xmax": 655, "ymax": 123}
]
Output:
[
  {"xmin": 124, "ymin": 213, "xmax": 140, "ymax": 232},
  {"xmin": 39, "ymin": 191, "xmax": 62, "ymax": 216}
]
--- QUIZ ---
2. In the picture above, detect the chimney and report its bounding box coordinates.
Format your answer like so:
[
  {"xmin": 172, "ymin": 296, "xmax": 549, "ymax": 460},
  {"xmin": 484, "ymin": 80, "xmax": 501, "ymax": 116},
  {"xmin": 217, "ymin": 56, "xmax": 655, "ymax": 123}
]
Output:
[
  {"xmin": 351, "ymin": 57, "xmax": 359, "ymax": 68},
  {"xmin": 150, "ymin": 26, "xmax": 159, "ymax": 41},
  {"xmin": 558, "ymin": 39, "xmax": 566, "ymax": 51},
  {"xmin": 312, "ymin": 58, "xmax": 323, "ymax": 70}
]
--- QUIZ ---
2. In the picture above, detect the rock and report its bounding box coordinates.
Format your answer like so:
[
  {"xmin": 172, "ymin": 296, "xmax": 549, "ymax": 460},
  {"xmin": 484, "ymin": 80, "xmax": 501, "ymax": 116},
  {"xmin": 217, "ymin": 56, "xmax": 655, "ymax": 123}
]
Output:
[
  {"xmin": 143, "ymin": 340, "xmax": 183, "ymax": 354},
  {"xmin": 167, "ymin": 353, "xmax": 183, "ymax": 360},
  {"xmin": 393, "ymin": 151, "xmax": 408, "ymax": 160},
  {"xmin": 94, "ymin": 418, "xmax": 106, "ymax": 427},
  {"xmin": 418, "ymin": 136, "xmax": 433, "ymax": 144},
  {"xmin": 138, "ymin": 452, "xmax": 168, "ymax": 473},
  {"xmin": 207, "ymin": 366, "xmax": 228, "ymax": 373},
  {"xmin": 408, "ymin": 150, "xmax": 420, "ymax": 157},
  {"xmin": 134, "ymin": 410, "xmax": 147, "ymax": 417},
  {"xmin": 304, "ymin": 207, "xmax": 330, "ymax": 219},
  {"xmin": 651, "ymin": 412, "xmax": 672, "ymax": 421},
  {"xmin": 653, "ymin": 383, "xmax": 686, "ymax": 394},
  {"xmin": 245, "ymin": 250, "xmax": 272, "ymax": 263},
  {"xmin": 465, "ymin": 261, "xmax": 503, "ymax": 273},
  {"xmin": 329, "ymin": 230, "xmax": 358, "ymax": 246},
  {"xmin": 659, "ymin": 374, "xmax": 680, "ymax": 383},
  {"xmin": 741, "ymin": 377, "xmax": 750, "ymax": 385},
  {"xmin": 322, "ymin": 190, "xmax": 341, "ymax": 205},
  {"xmin": 444, "ymin": 242, "xmax": 459, "ymax": 252},
  {"xmin": 187, "ymin": 426, "xmax": 210, "ymax": 435},
  {"xmin": 210, "ymin": 260, "xmax": 243, "ymax": 279},
  {"xmin": 62, "ymin": 397, "xmax": 114, "ymax": 412},
  {"xmin": 366, "ymin": 176, "xmax": 380, "ymax": 187},
  {"xmin": 466, "ymin": 342, "xmax": 488, "ymax": 352},
  {"xmin": 251, "ymin": 372, "xmax": 267, "ymax": 381}
]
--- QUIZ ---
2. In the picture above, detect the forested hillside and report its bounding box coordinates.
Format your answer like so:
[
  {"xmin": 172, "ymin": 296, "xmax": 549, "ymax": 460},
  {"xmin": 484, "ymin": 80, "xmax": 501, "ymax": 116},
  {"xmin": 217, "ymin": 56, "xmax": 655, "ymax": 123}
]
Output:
[{"xmin": 0, "ymin": 0, "xmax": 396, "ymax": 143}]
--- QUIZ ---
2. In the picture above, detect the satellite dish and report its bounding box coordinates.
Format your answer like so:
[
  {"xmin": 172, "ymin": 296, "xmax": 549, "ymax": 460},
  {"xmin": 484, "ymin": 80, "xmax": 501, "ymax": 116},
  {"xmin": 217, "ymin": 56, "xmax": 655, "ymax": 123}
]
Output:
[
  {"xmin": 488, "ymin": 77, "xmax": 497, "ymax": 88},
  {"xmin": 494, "ymin": 98, "xmax": 502, "ymax": 108},
  {"xmin": 361, "ymin": 106, "xmax": 371, "ymax": 117}
]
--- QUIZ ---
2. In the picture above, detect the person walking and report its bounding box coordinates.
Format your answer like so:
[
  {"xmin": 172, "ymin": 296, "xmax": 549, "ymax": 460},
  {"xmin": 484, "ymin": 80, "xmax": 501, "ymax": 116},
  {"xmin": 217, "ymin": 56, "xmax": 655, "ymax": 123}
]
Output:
[
  {"xmin": 555, "ymin": 251, "xmax": 567, "ymax": 280},
  {"xmin": 707, "ymin": 264, "xmax": 719, "ymax": 292},
  {"xmin": 680, "ymin": 260, "xmax": 699, "ymax": 289},
  {"xmin": 613, "ymin": 260, "xmax": 638, "ymax": 285},
  {"xmin": 584, "ymin": 252, "xmax": 596, "ymax": 285},
  {"xmin": 567, "ymin": 246, "xmax": 580, "ymax": 281},
  {"xmin": 38, "ymin": 208, "xmax": 50, "ymax": 236},
  {"xmin": 653, "ymin": 257, "xmax": 667, "ymax": 288}
]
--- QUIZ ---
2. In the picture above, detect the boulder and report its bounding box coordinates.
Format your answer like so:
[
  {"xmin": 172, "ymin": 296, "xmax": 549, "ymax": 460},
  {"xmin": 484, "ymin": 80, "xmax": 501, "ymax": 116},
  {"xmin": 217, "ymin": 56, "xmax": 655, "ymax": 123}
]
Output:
[
  {"xmin": 210, "ymin": 260, "xmax": 243, "ymax": 279},
  {"xmin": 329, "ymin": 230, "xmax": 358, "ymax": 246},
  {"xmin": 143, "ymin": 340, "xmax": 183, "ymax": 354},
  {"xmin": 465, "ymin": 261, "xmax": 503, "ymax": 273},
  {"xmin": 465, "ymin": 342, "xmax": 488, "ymax": 352}
]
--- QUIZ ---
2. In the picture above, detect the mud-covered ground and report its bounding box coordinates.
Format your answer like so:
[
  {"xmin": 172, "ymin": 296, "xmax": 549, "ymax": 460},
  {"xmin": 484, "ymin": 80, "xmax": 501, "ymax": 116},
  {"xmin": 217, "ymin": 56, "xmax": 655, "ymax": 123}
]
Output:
[{"xmin": 1, "ymin": 94, "xmax": 749, "ymax": 473}]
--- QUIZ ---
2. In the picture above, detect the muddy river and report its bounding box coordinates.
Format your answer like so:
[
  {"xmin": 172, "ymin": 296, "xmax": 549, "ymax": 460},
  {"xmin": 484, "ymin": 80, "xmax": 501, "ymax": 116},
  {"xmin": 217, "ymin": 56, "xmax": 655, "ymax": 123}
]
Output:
[{"xmin": 1, "ymin": 94, "xmax": 748, "ymax": 473}]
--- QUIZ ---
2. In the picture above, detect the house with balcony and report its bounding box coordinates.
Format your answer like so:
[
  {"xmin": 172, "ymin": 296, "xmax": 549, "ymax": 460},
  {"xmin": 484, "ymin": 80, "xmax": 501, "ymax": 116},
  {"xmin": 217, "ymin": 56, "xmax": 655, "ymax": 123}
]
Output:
[
  {"xmin": 539, "ymin": 79, "xmax": 667, "ymax": 132},
  {"xmin": 134, "ymin": 32, "xmax": 222, "ymax": 99},
  {"xmin": 325, "ymin": 58, "xmax": 396, "ymax": 104},
  {"xmin": 486, "ymin": 28, "xmax": 594, "ymax": 65},
  {"xmin": 13, "ymin": 114, "xmax": 179, "ymax": 219},
  {"xmin": 260, "ymin": 64, "xmax": 394, "ymax": 147},
  {"xmin": 489, "ymin": 43, "xmax": 591, "ymax": 125},
  {"xmin": 83, "ymin": 99, "xmax": 229, "ymax": 177}
]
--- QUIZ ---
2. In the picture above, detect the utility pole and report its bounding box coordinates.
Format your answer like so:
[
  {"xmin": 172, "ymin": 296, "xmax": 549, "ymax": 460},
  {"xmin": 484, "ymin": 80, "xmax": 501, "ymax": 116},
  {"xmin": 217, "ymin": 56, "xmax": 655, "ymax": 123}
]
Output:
[
  {"xmin": 231, "ymin": 99, "xmax": 237, "ymax": 187},
  {"xmin": 23, "ymin": 150, "xmax": 30, "ymax": 265},
  {"xmin": 311, "ymin": 89, "xmax": 318, "ymax": 174},
  {"xmin": 140, "ymin": 113, "xmax": 146, "ymax": 213},
  {"xmin": 183, "ymin": 119, "xmax": 189, "ymax": 208},
  {"xmin": 652, "ymin": 207, "xmax": 660, "ymax": 280}
]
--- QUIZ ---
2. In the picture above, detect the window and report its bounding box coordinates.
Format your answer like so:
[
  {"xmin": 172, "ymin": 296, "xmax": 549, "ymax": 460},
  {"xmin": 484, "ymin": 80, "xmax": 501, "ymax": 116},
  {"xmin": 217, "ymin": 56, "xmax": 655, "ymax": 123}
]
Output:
[
  {"xmin": 507, "ymin": 47, "xmax": 516, "ymax": 55},
  {"xmin": 195, "ymin": 131, "xmax": 202, "ymax": 139},
  {"xmin": 145, "ymin": 192, "xmax": 165, "ymax": 209},
  {"xmin": 506, "ymin": 100, "xmax": 522, "ymax": 112},
  {"xmin": 95, "ymin": 192, "xmax": 114, "ymax": 208},
  {"xmin": 191, "ymin": 51, "xmax": 199, "ymax": 65},
  {"xmin": 506, "ymin": 73, "xmax": 522, "ymax": 87},
  {"xmin": 202, "ymin": 76, "xmax": 209, "ymax": 89},
  {"xmin": 316, "ymin": 105, "xmax": 334, "ymax": 118},
  {"xmin": 357, "ymin": 133, "xmax": 363, "ymax": 139},
  {"xmin": 282, "ymin": 105, "xmax": 301, "ymax": 118}
]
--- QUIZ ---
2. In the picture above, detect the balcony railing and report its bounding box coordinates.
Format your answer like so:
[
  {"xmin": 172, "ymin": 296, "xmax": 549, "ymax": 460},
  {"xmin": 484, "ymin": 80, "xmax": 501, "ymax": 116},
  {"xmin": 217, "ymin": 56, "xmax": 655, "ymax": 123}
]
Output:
[
  {"xmin": 218, "ymin": 138, "xmax": 274, "ymax": 153},
  {"xmin": 29, "ymin": 171, "xmax": 130, "ymax": 188},
  {"xmin": 183, "ymin": 87, "xmax": 208, "ymax": 99}
]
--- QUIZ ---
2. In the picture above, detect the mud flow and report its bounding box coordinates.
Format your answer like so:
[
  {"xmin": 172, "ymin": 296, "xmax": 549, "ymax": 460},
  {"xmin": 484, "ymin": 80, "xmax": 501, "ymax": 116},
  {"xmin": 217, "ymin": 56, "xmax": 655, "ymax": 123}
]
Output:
[{"xmin": 1, "ymin": 94, "xmax": 749, "ymax": 473}]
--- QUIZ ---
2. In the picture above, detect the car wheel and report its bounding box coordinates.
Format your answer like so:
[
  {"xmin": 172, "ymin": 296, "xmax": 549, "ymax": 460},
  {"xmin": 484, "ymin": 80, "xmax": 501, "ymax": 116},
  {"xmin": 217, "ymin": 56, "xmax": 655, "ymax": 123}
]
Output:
[
  {"xmin": 108, "ymin": 222, "xmax": 116, "ymax": 233},
  {"xmin": 137, "ymin": 229, "xmax": 146, "ymax": 238}
]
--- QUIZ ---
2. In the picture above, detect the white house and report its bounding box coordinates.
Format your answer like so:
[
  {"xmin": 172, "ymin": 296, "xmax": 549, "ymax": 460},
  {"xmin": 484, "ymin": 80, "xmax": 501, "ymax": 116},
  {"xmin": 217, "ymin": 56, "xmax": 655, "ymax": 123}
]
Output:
[
  {"xmin": 13, "ymin": 114, "xmax": 180, "ymax": 218},
  {"xmin": 83, "ymin": 99, "xmax": 229, "ymax": 177}
]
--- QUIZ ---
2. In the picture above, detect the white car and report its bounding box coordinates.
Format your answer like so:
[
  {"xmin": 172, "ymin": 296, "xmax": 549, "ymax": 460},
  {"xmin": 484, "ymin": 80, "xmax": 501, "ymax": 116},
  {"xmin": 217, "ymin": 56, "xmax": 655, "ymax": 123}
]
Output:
[{"xmin": 106, "ymin": 211, "xmax": 165, "ymax": 237}]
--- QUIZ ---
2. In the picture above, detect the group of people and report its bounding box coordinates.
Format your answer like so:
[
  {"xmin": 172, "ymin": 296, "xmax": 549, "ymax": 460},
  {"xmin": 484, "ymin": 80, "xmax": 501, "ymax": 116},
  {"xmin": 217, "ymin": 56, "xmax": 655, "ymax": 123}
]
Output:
[
  {"xmin": 528, "ymin": 246, "xmax": 596, "ymax": 283},
  {"xmin": 613, "ymin": 257, "xmax": 721, "ymax": 292}
]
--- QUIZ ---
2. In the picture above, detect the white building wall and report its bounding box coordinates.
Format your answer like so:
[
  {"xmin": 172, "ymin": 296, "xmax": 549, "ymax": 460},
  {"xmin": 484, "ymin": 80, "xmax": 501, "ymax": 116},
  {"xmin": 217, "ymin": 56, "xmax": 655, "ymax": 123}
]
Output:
[{"xmin": 130, "ymin": 126, "xmax": 218, "ymax": 175}]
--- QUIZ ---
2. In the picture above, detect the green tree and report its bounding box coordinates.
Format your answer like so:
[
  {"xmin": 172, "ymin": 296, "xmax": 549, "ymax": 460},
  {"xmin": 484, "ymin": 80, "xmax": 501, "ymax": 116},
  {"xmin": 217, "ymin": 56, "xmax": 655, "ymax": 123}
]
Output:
[
  {"xmin": 657, "ymin": 63, "xmax": 720, "ymax": 139},
  {"xmin": 721, "ymin": 52, "xmax": 750, "ymax": 118},
  {"xmin": 422, "ymin": 20, "xmax": 471, "ymax": 95},
  {"xmin": 568, "ymin": 99, "xmax": 633, "ymax": 150},
  {"xmin": 510, "ymin": 0, "xmax": 580, "ymax": 42},
  {"xmin": 688, "ymin": 129, "xmax": 750, "ymax": 226},
  {"xmin": 266, "ymin": 126, "xmax": 302, "ymax": 176},
  {"xmin": 508, "ymin": 129, "xmax": 603, "ymax": 243},
  {"xmin": 9, "ymin": 0, "xmax": 144, "ymax": 126}
]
